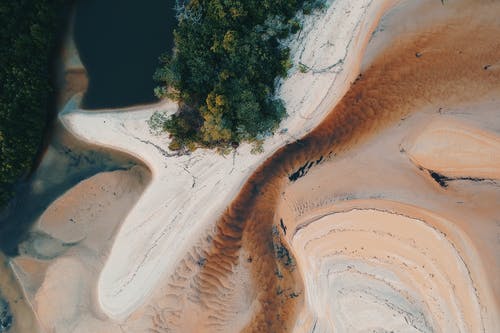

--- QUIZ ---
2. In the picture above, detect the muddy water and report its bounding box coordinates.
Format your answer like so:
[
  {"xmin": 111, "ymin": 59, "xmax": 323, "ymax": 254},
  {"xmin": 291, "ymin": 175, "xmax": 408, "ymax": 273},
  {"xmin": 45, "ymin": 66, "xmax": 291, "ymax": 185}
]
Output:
[{"xmin": 193, "ymin": 2, "xmax": 500, "ymax": 331}]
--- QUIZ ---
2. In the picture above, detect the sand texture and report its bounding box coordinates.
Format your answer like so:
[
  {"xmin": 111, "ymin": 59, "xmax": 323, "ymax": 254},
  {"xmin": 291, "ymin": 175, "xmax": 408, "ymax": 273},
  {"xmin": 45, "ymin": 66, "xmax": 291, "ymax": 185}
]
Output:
[
  {"xmin": 9, "ymin": 0, "xmax": 500, "ymax": 332},
  {"xmin": 59, "ymin": 0, "xmax": 393, "ymax": 321}
]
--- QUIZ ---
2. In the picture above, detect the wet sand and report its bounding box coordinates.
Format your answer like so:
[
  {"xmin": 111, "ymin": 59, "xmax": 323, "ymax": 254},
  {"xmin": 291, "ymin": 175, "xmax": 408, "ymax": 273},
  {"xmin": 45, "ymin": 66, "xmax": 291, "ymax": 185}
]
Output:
[
  {"xmin": 0, "ymin": 254, "xmax": 41, "ymax": 333},
  {"xmin": 144, "ymin": 0, "xmax": 500, "ymax": 331}
]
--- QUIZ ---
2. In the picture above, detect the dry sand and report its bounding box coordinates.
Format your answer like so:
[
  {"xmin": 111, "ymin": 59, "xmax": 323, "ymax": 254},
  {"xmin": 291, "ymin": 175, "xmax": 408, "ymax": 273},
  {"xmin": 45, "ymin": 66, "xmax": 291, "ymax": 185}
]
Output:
[
  {"xmin": 59, "ymin": 0, "xmax": 394, "ymax": 322},
  {"xmin": 171, "ymin": 0, "xmax": 499, "ymax": 330},
  {"xmin": 9, "ymin": 0, "xmax": 500, "ymax": 332},
  {"xmin": 12, "ymin": 167, "xmax": 150, "ymax": 333},
  {"xmin": 276, "ymin": 100, "xmax": 500, "ymax": 331}
]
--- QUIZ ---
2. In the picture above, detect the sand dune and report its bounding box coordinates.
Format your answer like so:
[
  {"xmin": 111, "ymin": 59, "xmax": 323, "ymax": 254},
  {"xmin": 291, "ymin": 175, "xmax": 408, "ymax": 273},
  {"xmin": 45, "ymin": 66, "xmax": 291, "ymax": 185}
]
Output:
[
  {"xmin": 404, "ymin": 119, "xmax": 500, "ymax": 180},
  {"xmin": 184, "ymin": 1, "xmax": 499, "ymax": 330},
  {"xmin": 279, "ymin": 162, "xmax": 499, "ymax": 332},
  {"xmin": 288, "ymin": 204, "xmax": 487, "ymax": 332},
  {"xmin": 12, "ymin": 167, "xmax": 149, "ymax": 332}
]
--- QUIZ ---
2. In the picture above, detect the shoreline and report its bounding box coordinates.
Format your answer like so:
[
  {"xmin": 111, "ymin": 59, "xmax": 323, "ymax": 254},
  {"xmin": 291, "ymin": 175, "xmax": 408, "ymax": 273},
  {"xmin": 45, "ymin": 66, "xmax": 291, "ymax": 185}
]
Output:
[
  {"xmin": 60, "ymin": 0, "xmax": 399, "ymax": 320},
  {"xmin": 8, "ymin": 0, "xmax": 499, "ymax": 331}
]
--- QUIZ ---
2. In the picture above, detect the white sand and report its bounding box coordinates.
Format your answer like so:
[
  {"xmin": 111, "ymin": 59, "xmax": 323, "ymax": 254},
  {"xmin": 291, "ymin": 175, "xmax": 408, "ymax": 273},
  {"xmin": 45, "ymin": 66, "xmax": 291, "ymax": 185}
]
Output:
[
  {"xmin": 288, "ymin": 204, "xmax": 492, "ymax": 332},
  {"xmin": 404, "ymin": 118, "xmax": 500, "ymax": 179},
  {"xmin": 60, "ymin": 0, "xmax": 397, "ymax": 320}
]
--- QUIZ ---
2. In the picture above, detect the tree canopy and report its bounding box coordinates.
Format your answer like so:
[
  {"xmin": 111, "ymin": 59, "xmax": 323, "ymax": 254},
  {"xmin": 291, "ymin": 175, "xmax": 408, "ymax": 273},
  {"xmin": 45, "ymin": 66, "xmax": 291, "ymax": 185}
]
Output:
[
  {"xmin": 154, "ymin": 0, "xmax": 323, "ymax": 151},
  {"xmin": 0, "ymin": 0, "xmax": 68, "ymax": 208}
]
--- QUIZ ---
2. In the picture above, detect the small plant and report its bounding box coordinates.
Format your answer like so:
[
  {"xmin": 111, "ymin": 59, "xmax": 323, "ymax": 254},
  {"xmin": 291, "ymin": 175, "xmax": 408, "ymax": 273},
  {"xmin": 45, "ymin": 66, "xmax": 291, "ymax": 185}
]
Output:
[
  {"xmin": 197, "ymin": 257, "xmax": 206, "ymax": 267},
  {"xmin": 298, "ymin": 62, "xmax": 310, "ymax": 73},
  {"xmin": 271, "ymin": 225, "xmax": 295, "ymax": 269},
  {"xmin": 250, "ymin": 140, "xmax": 265, "ymax": 154},
  {"xmin": 147, "ymin": 111, "xmax": 169, "ymax": 135}
]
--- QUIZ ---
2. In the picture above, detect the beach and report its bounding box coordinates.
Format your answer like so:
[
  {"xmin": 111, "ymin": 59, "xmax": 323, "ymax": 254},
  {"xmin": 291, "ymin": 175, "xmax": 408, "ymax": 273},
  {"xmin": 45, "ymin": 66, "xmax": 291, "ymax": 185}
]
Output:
[
  {"xmin": 7, "ymin": 0, "xmax": 500, "ymax": 331},
  {"xmin": 60, "ymin": 0, "xmax": 395, "ymax": 322}
]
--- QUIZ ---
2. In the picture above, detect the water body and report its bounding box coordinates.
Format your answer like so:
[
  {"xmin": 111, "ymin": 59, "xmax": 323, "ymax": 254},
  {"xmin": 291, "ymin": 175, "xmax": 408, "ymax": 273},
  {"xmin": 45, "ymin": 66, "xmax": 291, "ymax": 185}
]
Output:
[
  {"xmin": 0, "ymin": 295, "xmax": 12, "ymax": 332},
  {"xmin": 74, "ymin": 0, "xmax": 177, "ymax": 109},
  {"xmin": 0, "ymin": 0, "xmax": 177, "ymax": 254},
  {"xmin": 0, "ymin": 122, "xmax": 140, "ymax": 255}
]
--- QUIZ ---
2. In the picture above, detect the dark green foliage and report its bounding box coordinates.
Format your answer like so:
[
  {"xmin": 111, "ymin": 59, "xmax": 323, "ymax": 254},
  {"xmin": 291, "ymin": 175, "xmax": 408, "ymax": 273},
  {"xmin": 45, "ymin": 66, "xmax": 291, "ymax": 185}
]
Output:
[
  {"xmin": 0, "ymin": 0, "xmax": 68, "ymax": 208},
  {"xmin": 155, "ymin": 0, "xmax": 321, "ymax": 150}
]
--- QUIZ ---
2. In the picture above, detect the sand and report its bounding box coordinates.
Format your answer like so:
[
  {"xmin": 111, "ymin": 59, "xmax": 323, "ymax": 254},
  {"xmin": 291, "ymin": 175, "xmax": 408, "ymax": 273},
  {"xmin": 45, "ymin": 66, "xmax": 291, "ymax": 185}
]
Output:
[
  {"xmin": 12, "ymin": 167, "xmax": 150, "ymax": 333},
  {"xmin": 57, "ymin": 14, "xmax": 88, "ymax": 107},
  {"xmin": 276, "ymin": 100, "xmax": 500, "ymax": 332},
  {"xmin": 0, "ymin": 254, "xmax": 41, "ymax": 333},
  {"xmin": 10, "ymin": 0, "xmax": 500, "ymax": 331},
  {"xmin": 144, "ymin": 0, "xmax": 499, "ymax": 330},
  {"xmin": 404, "ymin": 118, "xmax": 500, "ymax": 179},
  {"xmin": 60, "ymin": 0, "xmax": 396, "ymax": 321}
]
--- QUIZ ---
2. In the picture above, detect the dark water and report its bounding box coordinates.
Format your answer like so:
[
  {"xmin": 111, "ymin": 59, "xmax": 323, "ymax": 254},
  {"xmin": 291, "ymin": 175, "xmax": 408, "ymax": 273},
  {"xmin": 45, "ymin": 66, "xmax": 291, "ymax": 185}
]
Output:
[
  {"xmin": 0, "ymin": 124, "xmax": 141, "ymax": 255},
  {"xmin": 74, "ymin": 0, "xmax": 177, "ymax": 109},
  {"xmin": 0, "ymin": 0, "xmax": 176, "ymax": 254}
]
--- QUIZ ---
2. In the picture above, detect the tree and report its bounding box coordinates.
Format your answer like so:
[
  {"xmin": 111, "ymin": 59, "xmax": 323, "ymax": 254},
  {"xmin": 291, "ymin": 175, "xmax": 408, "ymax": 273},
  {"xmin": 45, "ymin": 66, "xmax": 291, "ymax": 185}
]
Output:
[
  {"xmin": 154, "ymin": 0, "xmax": 323, "ymax": 151},
  {"xmin": 0, "ymin": 0, "xmax": 69, "ymax": 209}
]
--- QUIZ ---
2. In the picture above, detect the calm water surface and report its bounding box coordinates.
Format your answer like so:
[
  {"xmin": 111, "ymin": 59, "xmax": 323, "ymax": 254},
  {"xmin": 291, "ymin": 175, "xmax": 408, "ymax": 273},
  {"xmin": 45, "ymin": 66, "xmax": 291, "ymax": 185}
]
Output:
[
  {"xmin": 74, "ymin": 0, "xmax": 177, "ymax": 109},
  {"xmin": 0, "ymin": 0, "xmax": 177, "ymax": 254}
]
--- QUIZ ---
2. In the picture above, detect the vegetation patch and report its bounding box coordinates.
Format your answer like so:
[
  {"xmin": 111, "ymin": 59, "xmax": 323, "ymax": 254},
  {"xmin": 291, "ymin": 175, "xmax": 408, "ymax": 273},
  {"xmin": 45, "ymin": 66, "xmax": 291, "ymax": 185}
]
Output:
[
  {"xmin": 154, "ymin": 0, "xmax": 325, "ymax": 151},
  {"xmin": 0, "ymin": 0, "xmax": 68, "ymax": 208}
]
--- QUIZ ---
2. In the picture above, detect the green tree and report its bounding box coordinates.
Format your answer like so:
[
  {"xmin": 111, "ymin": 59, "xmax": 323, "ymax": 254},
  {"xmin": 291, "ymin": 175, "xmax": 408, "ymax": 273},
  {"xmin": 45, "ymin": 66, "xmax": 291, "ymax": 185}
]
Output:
[
  {"xmin": 0, "ymin": 0, "xmax": 69, "ymax": 209},
  {"xmin": 154, "ymin": 0, "xmax": 324, "ymax": 150}
]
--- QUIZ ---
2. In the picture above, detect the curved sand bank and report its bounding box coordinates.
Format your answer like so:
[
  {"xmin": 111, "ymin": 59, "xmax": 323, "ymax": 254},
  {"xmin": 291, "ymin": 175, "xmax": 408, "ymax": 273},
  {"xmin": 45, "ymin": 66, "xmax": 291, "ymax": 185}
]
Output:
[
  {"xmin": 281, "ymin": 201, "xmax": 497, "ymax": 332},
  {"xmin": 60, "ymin": 0, "xmax": 394, "ymax": 320},
  {"xmin": 404, "ymin": 118, "xmax": 500, "ymax": 180},
  {"xmin": 12, "ymin": 167, "xmax": 150, "ymax": 332},
  {"xmin": 272, "ymin": 94, "xmax": 500, "ymax": 332}
]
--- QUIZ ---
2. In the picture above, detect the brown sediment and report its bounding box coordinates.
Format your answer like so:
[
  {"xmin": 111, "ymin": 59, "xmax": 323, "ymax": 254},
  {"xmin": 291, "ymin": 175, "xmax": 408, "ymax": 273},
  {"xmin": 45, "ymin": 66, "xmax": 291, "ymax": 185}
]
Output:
[{"xmin": 191, "ymin": 2, "xmax": 500, "ymax": 331}]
